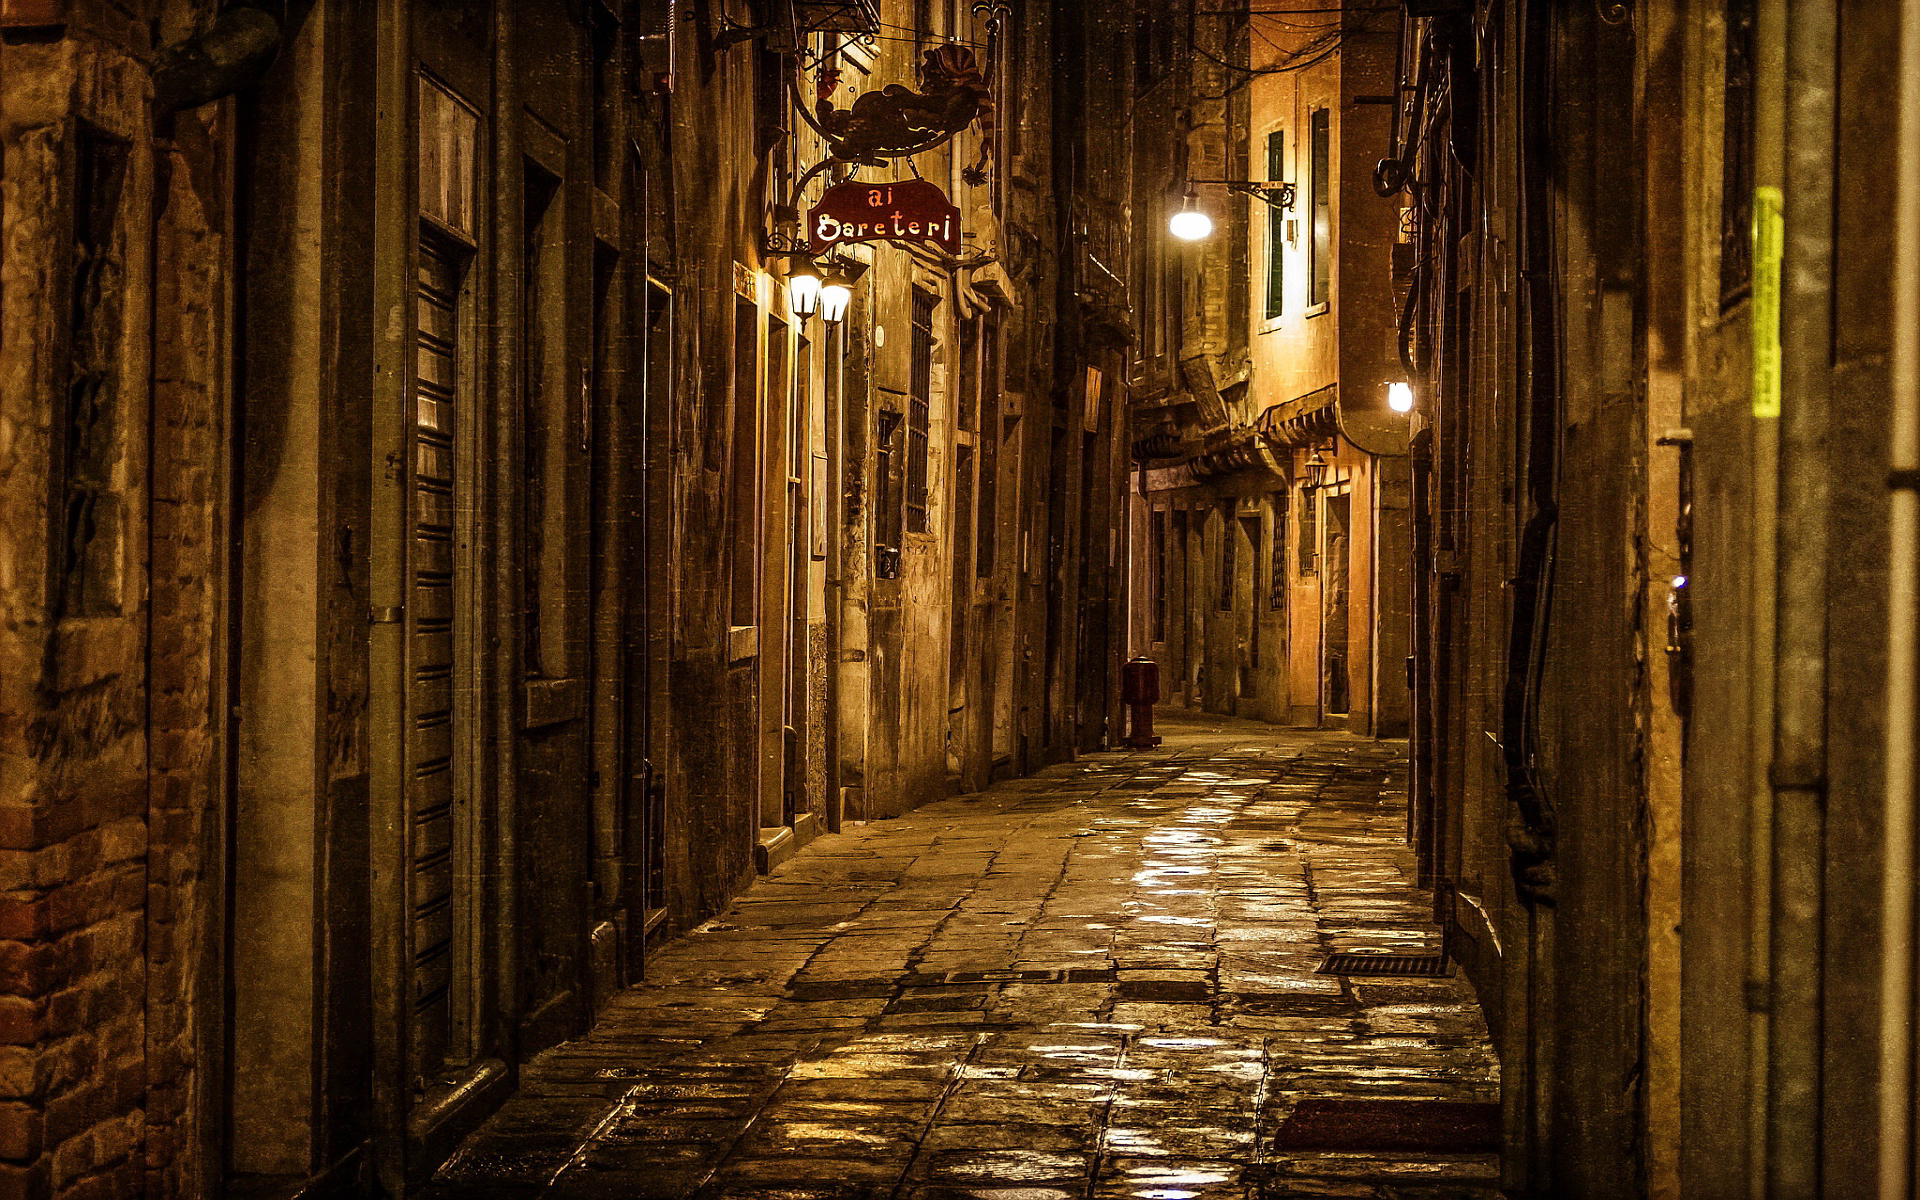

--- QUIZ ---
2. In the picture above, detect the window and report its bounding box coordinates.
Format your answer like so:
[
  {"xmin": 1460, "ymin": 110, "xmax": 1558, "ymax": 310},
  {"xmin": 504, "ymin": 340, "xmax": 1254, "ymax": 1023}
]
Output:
[
  {"xmin": 1269, "ymin": 491, "xmax": 1289, "ymax": 610},
  {"xmin": 957, "ymin": 317, "xmax": 979, "ymax": 433},
  {"xmin": 1135, "ymin": 7, "xmax": 1174, "ymax": 90},
  {"xmin": 589, "ymin": 0, "xmax": 619, "ymax": 191},
  {"xmin": 729, "ymin": 300, "xmax": 760, "ymax": 627},
  {"xmin": 1265, "ymin": 130, "xmax": 1285, "ymax": 319},
  {"xmin": 1151, "ymin": 509, "xmax": 1168, "ymax": 643},
  {"xmin": 522, "ymin": 161, "xmax": 568, "ymax": 676},
  {"xmin": 52, "ymin": 124, "xmax": 129, "ymax": 619},
  {"xmin": 1218, "ymin": 501, "xmax": 1236, "ymax": 611},
  {"xmin": 1309, "ymin": 108, "xmax": 1331, "ymax": 309},
  {"xmin": 907, "ymin": 290, "xmax": 936, "ymax": 532}
]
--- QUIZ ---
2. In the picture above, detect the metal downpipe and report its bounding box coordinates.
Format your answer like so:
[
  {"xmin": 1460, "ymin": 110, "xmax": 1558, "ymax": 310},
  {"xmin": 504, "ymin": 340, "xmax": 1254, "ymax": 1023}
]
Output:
[
  {"xmin": 1879, "ymin": 0, "xmax": 1920, "ymax": 1193},
  {"xmin": 1767, "ymin": 0, "xmax": 1836, "ymax": 1191}
]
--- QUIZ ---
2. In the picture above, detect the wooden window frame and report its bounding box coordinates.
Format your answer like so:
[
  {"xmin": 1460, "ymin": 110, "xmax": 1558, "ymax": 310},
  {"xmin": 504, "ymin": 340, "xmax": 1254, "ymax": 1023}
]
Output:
[{"xmin": 1308, "ymin": 107, "xmax": 1331, "ymax": 312}]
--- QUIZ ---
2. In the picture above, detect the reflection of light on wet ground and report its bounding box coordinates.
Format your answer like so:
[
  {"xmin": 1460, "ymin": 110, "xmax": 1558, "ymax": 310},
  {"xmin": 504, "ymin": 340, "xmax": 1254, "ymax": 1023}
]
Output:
[
  {"xmin": 1029, "ymin": 1043, "xmax": 1116, "ymax": 1060},
  {"xmin": 1132, "ymin": 867, "xmax": 1211, "ymax": 887},
  {"xmin": 1117, "ymin": 1162, "xmax": 1235, "ymax": 1198},
  {"xmin": 1146, "ymin": 828, "xmax": 1222, "ymax": 843},
  {"xmin": 431, "ymin": 723, "xmax": 1499, "ymax": 1200},
  {"xmin": 1104, "ymin": 1127, "xmax": 1163, "ymax": 1153}
]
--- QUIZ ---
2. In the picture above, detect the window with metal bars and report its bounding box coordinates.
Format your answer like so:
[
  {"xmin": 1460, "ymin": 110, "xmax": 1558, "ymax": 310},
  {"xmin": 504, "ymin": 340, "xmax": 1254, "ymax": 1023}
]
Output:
[
  {"xmin": 907, "ymin": 289, "xmax": 936, "ymax": 533},
  {"xmin": 1270, "ymin": 490, "xmax": 1289, "ymax": 611}
]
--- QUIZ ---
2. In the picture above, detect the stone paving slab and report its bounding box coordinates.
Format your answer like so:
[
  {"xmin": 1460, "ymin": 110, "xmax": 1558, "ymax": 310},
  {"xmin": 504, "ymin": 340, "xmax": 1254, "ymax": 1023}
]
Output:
[{"xmin": 429, "ymin": 714, "xmax": 1500, "ymax": 1199}]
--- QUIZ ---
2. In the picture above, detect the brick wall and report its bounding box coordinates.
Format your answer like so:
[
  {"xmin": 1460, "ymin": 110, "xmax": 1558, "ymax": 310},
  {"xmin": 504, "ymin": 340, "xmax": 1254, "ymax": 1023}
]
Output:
[
  {"xmin": 141, "ymin": 98, "xmax": 224, "ymax": 1200},
  {"xmin": 0, "ymin": 5, "xmax": 225, "ymax": 1196}
]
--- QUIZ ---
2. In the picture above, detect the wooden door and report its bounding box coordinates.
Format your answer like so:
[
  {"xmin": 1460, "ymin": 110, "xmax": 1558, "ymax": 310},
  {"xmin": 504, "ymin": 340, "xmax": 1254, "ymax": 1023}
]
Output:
[{"xmin": 1322, "ymin": 491, "xmax": 1351, "ymax": 716}]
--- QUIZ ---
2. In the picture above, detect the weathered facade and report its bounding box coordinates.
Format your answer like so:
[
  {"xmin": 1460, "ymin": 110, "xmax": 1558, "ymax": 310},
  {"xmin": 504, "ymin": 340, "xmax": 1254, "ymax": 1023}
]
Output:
[
  {"xmin": 1127, "ymin": 1, "xmax": 1411, "ymax": 737},
  {"xmin": 1395, "ymin": 0, "xmax": 1908, "ymax": 1195},
  {"xmin": 0, "ymin": 0, "xmax": 1151, "ymax": 1194}
]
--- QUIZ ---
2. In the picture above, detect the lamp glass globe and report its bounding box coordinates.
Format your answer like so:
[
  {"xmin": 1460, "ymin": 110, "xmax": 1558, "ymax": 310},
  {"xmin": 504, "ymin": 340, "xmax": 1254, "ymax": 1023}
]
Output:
[
  {"xmin": 1168, "ymin": 209, "xmax": 1213, "ymax": 241},
  {"xmin": 1387, "ymin": 381, "xmax": 1415, "ymax": 413},
  {"xmin": 788, "ymin": 268, "xmax": 823, "ymax": 318},
  {"xmin": 819, "ymin": 280, "xmax": 854, "ymax": 323}
]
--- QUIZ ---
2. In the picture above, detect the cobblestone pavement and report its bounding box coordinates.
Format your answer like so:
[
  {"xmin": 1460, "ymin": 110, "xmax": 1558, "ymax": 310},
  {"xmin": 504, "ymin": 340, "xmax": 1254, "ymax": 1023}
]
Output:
[{"xmin": 431, "ymin": 714, "xmax": 1500, "ymax": 1199}]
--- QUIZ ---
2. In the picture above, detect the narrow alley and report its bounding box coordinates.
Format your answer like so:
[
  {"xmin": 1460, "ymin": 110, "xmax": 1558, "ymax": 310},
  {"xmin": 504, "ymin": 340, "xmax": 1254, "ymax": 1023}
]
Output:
[
  {"xmin": 431, "ymin": 717, "xmax": 1496, "ymax": 1199},
  {"xmin": 12, "ymin": 0, "xmax": 1920, "ymax": 1195}
]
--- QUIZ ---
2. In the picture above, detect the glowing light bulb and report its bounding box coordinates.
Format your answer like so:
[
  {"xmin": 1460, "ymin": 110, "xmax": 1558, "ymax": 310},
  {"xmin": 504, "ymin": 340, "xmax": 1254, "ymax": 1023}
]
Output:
[
  {"xmin": 1168, "ymin": 207, "xmax": 1214, "ymax": 242},
  {"xmin": 787, "ymin": 257, "xmax": 825, "ymax": 319},
  {"xmin": 1387, "ymin": 381, "xmax": 1415, "ymax": 413},
  {"xmin": 819, "ymin": 275, "xmax": 854, "ymax": 323}
]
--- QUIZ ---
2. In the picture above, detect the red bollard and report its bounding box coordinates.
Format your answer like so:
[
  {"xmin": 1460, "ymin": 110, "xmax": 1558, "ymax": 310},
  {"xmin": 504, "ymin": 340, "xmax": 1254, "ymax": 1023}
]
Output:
[{"xmin": 1121, "ymin": 656, "xmax": 1163, "ymax": 748}]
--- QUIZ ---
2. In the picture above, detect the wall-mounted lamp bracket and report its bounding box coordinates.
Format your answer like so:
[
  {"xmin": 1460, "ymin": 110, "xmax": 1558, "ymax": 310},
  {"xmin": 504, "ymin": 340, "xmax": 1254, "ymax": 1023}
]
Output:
[
  {"xmin": 763, "ymin": 203, "xmax": 810, "ymax": 257},
  {"xmin": 1231, "ymin": 181, "xmax": 1295, "ymax": 209},
  {"xmin": 715, "ymin": 16, "xmax": 783, "ymax": 50},
  {"xmin": 1186, "ymin": 179, "xmax": 1296, "ymax": 209}
]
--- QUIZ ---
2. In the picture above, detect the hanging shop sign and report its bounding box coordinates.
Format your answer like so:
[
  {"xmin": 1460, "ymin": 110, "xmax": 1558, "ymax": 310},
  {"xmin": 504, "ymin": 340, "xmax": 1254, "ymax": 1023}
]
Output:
[{"xmin": 810, "ymin": 179, "xmax": 962, "ymax": 256}]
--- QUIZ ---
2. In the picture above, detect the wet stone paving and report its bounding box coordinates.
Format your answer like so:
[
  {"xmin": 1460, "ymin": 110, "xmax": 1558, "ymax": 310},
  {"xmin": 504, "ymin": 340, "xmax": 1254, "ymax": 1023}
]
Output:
[{"xmin": 432, "ymin": 715, "xmax": 1500, "ymax": 1199}]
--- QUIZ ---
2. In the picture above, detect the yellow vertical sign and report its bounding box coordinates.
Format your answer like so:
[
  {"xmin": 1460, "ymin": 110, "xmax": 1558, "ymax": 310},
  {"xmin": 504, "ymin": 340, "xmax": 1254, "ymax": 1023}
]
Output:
[{"xmin": 1752, "ymin": 186, "xmax": 1784, "ymax": 419}]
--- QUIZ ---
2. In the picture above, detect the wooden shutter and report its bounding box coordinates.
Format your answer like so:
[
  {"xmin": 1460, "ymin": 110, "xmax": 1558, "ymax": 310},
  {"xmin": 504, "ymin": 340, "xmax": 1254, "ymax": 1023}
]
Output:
[{"xmin": 408, "ymin": 235, "xmax": 463, "ymax": 1077}]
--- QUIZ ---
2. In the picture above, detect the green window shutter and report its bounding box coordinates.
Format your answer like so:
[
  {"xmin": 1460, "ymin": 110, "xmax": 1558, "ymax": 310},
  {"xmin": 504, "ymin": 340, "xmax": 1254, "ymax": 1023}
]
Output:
[{"xmin": 1265, "ymin": 131, "xmax": 1285, "ymax": 319}]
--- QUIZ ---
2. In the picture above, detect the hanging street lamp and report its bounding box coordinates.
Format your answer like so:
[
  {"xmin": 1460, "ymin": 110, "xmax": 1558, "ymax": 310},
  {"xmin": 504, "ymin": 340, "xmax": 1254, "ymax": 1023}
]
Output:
[
  {"xmin": 1168, "ymin": 178, "xmax": 1296, "ymax": 242},
  {"xmin": 1303, "ymin": 444, "xmax": 1330, "ymax": 490},
  {"xmin": 1168, "ymin": 187, "xmax": 1213, "ymax": 242},
  {"xmin": 819, "ymin": 269, "xmax": 854, "ymax": 323},
  {"xmin": 786, "ymin": 255, "xmax": 826, "ymax": 321},
  {"xmin": 816, "ymin": 257, "xmax": 869, "ymax": 324}
]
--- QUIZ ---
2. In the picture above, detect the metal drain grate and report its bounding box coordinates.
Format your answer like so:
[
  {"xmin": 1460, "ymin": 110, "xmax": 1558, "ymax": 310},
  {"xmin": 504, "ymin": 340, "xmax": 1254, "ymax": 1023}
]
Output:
[{"xmin": 1317, "ymin": 951, "xmax": 1451, "ymax": 977}]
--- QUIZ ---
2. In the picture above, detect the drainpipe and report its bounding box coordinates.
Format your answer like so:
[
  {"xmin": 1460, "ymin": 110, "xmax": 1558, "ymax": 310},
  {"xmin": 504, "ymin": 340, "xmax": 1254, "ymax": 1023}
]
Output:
[
  {"xmin": 1880, "ymin": 0, "xmax": 1920, "ymax": 1191},
  {"xmin": 1767, "ymin": 0, "xmax": 1836, "ymax": 1191},
  {"xmin": 152, "ymin": 3, "xmax": 283, "ymax": 115}
]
